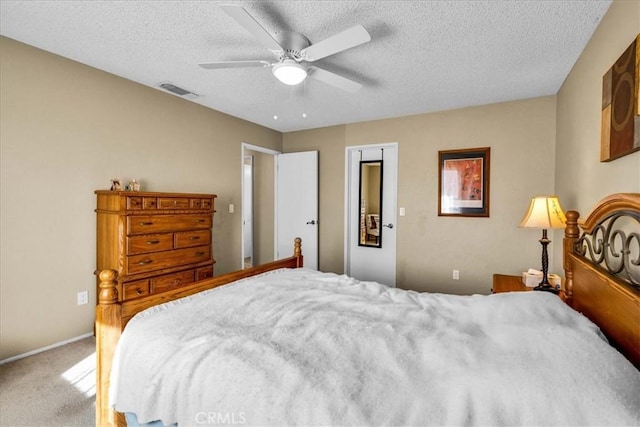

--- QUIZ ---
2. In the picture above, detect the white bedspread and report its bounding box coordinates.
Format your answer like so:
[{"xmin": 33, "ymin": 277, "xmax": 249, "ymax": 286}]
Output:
[{"xmin": 110, "ymin": 268, "xmax": 640, "ymax": 426}]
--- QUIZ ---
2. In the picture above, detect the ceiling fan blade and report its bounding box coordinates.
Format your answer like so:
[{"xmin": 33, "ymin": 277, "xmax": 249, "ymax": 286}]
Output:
[
  {"xmin": 308, "ymin": 66, "xmax": 363, "ymax": 93},
  {"xmin": 199, "ymin": 60, "xmax": 271, "ymax": 70},
  {"xmin": 301, "ymin": 25, "xmax": 371, "ymax": 62},
  {"xmin": 221, "ymin": 5, "xmax": 283, "ymax": 53}
]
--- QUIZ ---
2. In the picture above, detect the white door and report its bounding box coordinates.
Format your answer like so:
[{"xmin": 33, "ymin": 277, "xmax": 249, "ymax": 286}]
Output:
[
  {"xmin": 276, "ymin": 151, "xmax": 319, "ymax": 270},
  {"xmin": 346, "ymin": 144, "xmax": 398, "ymax": 286},
  {"xmin": 242, "ymin": 156, "xmax": 253, "ymax": 266}
]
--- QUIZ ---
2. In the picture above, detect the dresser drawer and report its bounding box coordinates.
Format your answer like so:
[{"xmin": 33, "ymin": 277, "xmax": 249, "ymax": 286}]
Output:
[
  {"xmin": 127, "ymin": 233, "xmax": 174, "ymax": 255},
  {"xmin": 196, "ymin": 266, "xmax": 214, "ymax": 280},
  {"xmin": 126, "ymin": 246, "xmax": 211, "ymax": 274},
  {"xmin": 127, "ymin": 197, "xmax": 143, "ymax": 210},
  {"xmin": 122, "ymin": 279, "xmax": 150, "ymax": 300},
  {"xmin": 127, "ymin": 214, "xmax": 212, "ymax": 235},
  {"xmin": 152, "ymin": 270, "xmax": 195, "ymax": 294},
  {"xmin": 143, "ymin": 197, "xmax": 158, "ymax": 209},
  {"xmin": 158, "ymin": 197, "xmax": 190, "ymax": 210},
  {"xmin": 175, "ymin": 230, "xmax": 211, "ymax": 249}
]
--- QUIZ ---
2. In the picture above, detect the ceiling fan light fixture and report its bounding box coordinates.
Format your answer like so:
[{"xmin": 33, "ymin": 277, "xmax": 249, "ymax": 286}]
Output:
[{"xmin": 272, "ymin": 60, "xmax": 307, "ymax": 85}]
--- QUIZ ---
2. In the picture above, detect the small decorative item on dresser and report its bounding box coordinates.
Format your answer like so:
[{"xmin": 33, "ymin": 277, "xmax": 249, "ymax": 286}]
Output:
[
  {"xmin": 110, "ymin": 179, "xmax": 122, "ymax": 191},
  {"xmin": 124, "ymin": 179, "xmax": 141, "ymax": 192}
]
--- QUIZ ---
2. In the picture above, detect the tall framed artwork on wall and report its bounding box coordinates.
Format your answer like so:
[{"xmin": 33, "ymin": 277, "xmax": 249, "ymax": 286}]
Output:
[
  {"xmin": 438, "ymin": 147, "xmax": 490, "ymax": 217},
  {"xmin": 601, "ymin": 33, "xmax": 640, "ymax": 162}
]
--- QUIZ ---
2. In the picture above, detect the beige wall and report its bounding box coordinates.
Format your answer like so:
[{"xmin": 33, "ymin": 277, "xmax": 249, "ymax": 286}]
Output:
[
  {"xmin": 285, "ymin": 96, "xmax": 558, "ymax": 294},
  {"xmin": 284, "ymin": 0, "xmax": 640, "ymax": 296},
  {"xmin": 0, "ymin": 37, "xmax": 281, "ymax": 360},
  {"xmin": 554, "ymin": 0, "xmax": 640, "ymax": 267},
  {"xmin": 2, "ymin": 0, "xmax": 637, "ymax": 360}
]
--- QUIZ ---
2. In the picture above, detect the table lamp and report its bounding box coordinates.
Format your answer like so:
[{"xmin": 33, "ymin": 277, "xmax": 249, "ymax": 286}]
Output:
[{"xmin": 519, "ymin": 196, "xmax": 567, "ymax": 293}]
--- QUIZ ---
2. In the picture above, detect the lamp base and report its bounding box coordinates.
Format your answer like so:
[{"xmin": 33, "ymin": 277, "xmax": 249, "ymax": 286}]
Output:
[{"xmin": 533, "ymin": 284, "xmax": 560, "ymax": 294}]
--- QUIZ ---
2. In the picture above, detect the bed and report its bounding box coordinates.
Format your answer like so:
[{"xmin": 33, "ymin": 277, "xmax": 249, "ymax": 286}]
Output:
[{"xmin": 95, "ymin": 194, "xmax": 640, "ymax": 427}]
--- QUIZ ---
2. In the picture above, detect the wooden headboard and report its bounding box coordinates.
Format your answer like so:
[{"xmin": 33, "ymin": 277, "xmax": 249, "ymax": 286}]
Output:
[{"xmin": 563, "ymin": 193, "xmax": 640, "ymax": 367}]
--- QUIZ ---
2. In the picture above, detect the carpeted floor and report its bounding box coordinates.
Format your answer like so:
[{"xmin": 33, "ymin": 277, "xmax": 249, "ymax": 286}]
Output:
[{"xmin": 0, "ymin": 336, "xmax": 96, "ymax": 426}]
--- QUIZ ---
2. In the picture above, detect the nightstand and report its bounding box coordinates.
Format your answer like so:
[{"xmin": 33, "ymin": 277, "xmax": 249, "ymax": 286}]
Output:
[{"xmin": 492, "ymin": 274, "xmax": 566, "ymax": 301}]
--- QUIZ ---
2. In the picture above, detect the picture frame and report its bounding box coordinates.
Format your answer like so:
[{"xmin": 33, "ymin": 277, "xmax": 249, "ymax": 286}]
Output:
[
  {"xmin": 600, "ymin": 33, "xmax": 640, "ymax": 162},
  {"xmin": 438, "ymin": 147, "xmax": 490, "ymax": 217},
  {"xmin": 110, "ymin": 178, "xmax": 122, "ymax": 191}
]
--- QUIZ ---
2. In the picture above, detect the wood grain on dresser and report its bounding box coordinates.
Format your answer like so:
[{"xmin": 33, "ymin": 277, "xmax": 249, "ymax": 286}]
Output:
[{"xmin": 95, "ymin": 190, "xmax": 217, "ymax": 302}]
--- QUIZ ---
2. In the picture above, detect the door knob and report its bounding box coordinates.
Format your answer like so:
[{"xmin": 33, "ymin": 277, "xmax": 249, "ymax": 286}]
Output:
[
  {"xmin": 382, "ymin": 223, "xmax": 394, "ymax": 229},
  {"xmin": 306, "ymin": 220, "xmax": 316, "ymax": 225}
]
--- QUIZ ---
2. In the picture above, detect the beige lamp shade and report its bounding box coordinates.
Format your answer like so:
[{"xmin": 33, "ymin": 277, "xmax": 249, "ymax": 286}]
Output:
[{"xmin": 519, "ymin": 196, "xmax": 566, "ymax": 229}]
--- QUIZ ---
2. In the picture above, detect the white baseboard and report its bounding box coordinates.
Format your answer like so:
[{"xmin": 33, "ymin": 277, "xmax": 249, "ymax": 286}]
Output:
[{"xmin": 0, "ymin": 332, "xmax": 94, "ymax": 365}]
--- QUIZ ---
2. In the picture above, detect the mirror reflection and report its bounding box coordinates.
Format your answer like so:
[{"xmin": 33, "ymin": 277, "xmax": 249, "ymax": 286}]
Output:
[{"xmin": 358, "ymin": 160, "xmax": 383, "ymax": 248}]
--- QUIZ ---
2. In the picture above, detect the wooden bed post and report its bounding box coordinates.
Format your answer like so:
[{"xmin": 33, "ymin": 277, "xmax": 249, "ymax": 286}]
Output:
[
  {"xmin": 563, "ymin": 210, "xmax": 580, "ymax": 304},
  {"xmin": 94, "ymin": 238, "xmax": 304, "ymax": 426},
  {"xmin": 294, "ymin": 237, "xmax": 303, "ymax": 267},
  {"xmin": 95, "ymin": 270, "xmax": 125, "ymax": 427}
]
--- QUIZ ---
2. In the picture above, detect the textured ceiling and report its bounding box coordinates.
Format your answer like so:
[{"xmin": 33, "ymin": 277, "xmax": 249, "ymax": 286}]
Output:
[{"xmin": 0, "ymin": 0, "xmax": 611, "ymax": 132}]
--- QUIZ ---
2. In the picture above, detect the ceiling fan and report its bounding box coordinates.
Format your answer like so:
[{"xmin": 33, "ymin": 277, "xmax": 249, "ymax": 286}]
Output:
[{"xmin": 199, "ymin": 5, "xmax": 371, "ymax": 93}]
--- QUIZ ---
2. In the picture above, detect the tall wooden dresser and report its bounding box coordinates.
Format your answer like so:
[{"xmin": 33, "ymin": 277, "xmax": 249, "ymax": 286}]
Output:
[{"xmin": 95, "ymin": 190, "xmax": 216, "ymax": 302}]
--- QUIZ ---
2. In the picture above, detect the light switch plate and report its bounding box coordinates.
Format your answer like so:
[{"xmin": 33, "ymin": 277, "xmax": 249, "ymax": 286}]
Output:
[{"xmin": 77, "ymin": 291, "xmax": 88, "ymax": 305}]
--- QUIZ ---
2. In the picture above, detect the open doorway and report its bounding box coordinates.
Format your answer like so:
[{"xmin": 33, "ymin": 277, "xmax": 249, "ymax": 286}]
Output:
[
  {"xmin": 241, "ymin": 143, "xmax": 280, "ymax": 269},
  {"xmin": 243, "ymin": 155, "xmax": 253, "ymax": 268},
  {"xmin": 241, "ymin": 143, "xmax": 319, "ymax": 271}
]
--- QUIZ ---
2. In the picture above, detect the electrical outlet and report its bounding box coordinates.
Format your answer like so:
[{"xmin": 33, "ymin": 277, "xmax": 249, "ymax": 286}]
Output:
[
  {"xmin": 452, "ymin": 270, "xmax": 460, "ymax": 280},
  {"xmin": 229, "ymin": 204, "xmax": 235, "ymax": 214},
  {"xmin": 77, "ymin": 291, "xmax": 88, "ymax": 305}
]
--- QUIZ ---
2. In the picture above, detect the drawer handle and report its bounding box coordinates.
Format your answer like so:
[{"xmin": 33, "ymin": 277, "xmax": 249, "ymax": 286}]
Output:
[
  {"xmin": 190, "ymin": 236, "xmax": 200, "ymax": 241},
  {"xmin": 136, "ymin": 288, "xmax": 143, "ymax": 295},
  {"xmin": 195, "ymin": 251, "xmax": 205, "ymax": 256},
  {"xmin": 146, "ymin": 240, "xmax": 160, "ymax": 245},
  {"xmin": 140, "ymin": 221, "xmax": 154, "ymax": 226},
  {"xmin": 138, "ymin": 259, "xmax": 153, "ymax": 265},
  {"xmin": 171, "ymin": 279, "xmax": 182, "ymax": 286},
  {"xmin": 195, "ymin": 219, "xmax": 206, "ymax": 223}
]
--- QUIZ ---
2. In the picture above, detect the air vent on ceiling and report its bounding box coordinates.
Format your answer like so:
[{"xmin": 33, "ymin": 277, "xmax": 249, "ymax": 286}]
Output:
[{"xmin": 158, "ymin": 82, "xmax": 200, "ymax": 99}]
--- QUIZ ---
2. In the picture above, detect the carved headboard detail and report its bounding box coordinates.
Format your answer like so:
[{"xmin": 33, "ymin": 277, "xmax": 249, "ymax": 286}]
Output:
[
  {"xmin": 562, "ymin": 193, "xmax": 640, "ymax": 367},
  {"xmin": 574, "ymin": 209, "xmax": 640, "ymax": 288},
  {"xmin": 564, "ymin": 194, "xmax": 640, "ymax": 297}
]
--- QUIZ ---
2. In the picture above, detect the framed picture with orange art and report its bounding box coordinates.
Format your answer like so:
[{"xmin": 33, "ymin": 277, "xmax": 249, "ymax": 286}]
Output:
[{"xmin": 438, "ymin": 147, "xmax": 490, "ymax": 217}]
